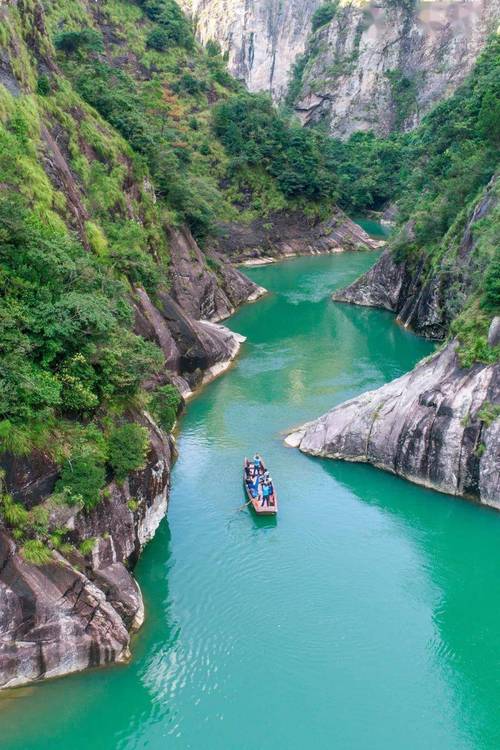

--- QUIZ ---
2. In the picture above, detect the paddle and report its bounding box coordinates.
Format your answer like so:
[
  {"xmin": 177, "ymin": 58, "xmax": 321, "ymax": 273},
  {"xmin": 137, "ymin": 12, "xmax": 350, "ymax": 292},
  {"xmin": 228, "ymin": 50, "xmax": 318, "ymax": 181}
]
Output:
[{"xmin": 237, "ymin": 497, "xmax": 254, "ymax": 512}]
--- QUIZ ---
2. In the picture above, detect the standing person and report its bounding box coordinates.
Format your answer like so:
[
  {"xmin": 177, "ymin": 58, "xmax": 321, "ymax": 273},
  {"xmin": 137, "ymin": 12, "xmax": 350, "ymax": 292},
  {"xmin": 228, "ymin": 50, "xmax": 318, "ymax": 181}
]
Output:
[
  {"xmin": 261, "ymin": 481, "xmax": 270, "ymax": 508},
  {"xmin": 267, "ymin": 476, "xmax": 275, "ymax": 506},
  {"xmin": 253, "ymin": 454, "xmax": 262, "ymax": 474}
]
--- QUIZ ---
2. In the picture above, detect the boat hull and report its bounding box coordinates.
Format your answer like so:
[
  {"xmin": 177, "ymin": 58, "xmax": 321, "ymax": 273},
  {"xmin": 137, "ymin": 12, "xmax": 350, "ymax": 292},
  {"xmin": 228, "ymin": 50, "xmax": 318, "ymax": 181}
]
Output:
[{"xmin": 243, "ymin": 458, "xmax": 278, "ymax": 515}]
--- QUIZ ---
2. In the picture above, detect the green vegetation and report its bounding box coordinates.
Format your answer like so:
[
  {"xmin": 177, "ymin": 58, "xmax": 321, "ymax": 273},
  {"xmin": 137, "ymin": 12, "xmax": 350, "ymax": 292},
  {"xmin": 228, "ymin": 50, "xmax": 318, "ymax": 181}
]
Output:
[
  {"xmin": 311, "ymin": 2, "xmax": 339, "ymax": 32},
  {"xmin": 57, "ymin": 455, "xmax": 106, "ymax": 509},
  {"xmin": 108, "ymin": 424, "xmax": 150, "ymax": 481},
  {"xmin": 213, "ymin": 93, "xmax": 338, "ymax": 206},
  {"xmin": 79, "ymin": 537, "xmax": 97, "ymax": 556},
  {"xmin": 150, "ymin": 384, "xmax": 182, "ymax": 431},
  {"xmin": 478, "ymin": 402, "xmax": 500, "ymax": 427}
]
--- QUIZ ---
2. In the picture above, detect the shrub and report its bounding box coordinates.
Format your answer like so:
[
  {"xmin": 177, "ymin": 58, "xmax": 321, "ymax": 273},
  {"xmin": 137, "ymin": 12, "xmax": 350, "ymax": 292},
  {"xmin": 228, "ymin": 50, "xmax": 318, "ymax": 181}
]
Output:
[
  {"xmin": 311, "ymin": 2, "xmax": 338, "ymax": 32},
  {"xmin": 150, "ymin": 384, "xmax": 181, "ymax": 431},
  {"xmin": 1, "ymin": 494, "xmax": 29, "ymax": 530},
  {"xmin": 481, "ymin": 255, "xmax": 500, "ymax": 313},
  {"xmin": 141, "ymin": 0, "xmax": 194, "ymax": 48},
  {"xmin": 36, "ymin": 75, "xmax": 51, "ymax": 96},
  {"xmin": 108, "ymin": 423, "xmax": 149, "ymax": 481},
  {"xmin": 206, "ymin": 39, "xmax": 221, "ymax": 57},
  {"xmin": 146, "ymin": 28, "xmax": 169, "ymax": 51},
  {"xmin": 477, "ymin": 402, "xmax": 500, "ymax": 427},
  {"xmin": 55, "ymin": 29, "xmax": 104, "ymax": 55},
  {"xmin": 21, "ymin": 539, "xmax": 53, "ymax": 565},
  {"xmin": 79, "ymin": 537, "xmax": 97, "ymax": 556},
  {"xmin": 57, "ymin": 454, "xmax": 106, "ymax": 509}
]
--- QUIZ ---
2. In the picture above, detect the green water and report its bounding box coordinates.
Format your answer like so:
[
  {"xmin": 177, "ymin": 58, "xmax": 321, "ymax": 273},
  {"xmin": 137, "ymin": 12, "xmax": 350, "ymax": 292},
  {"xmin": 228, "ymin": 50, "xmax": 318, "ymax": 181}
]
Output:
[
  {"xmin": 3, "ymin": 253, "xmax": 500, "ymax": 750},
  {"xmin": 353, "ymin": 216, "xmax": 391, "ymax": 239}
]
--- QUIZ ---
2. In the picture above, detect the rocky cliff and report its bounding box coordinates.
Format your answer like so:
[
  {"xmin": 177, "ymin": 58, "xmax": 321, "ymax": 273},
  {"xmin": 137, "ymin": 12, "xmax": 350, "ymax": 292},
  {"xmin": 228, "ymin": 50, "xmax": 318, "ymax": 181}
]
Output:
[
  {"xmin": 210, "ymin": 207, "xmax": 382, "ymax": 262},
  {"xmin": 333, "ymin": 175, "xmax": 499, "ymax": 339},
  {"xmin": 286, "ymin": 342, "xmax": 500, "ymax": 507},
  {"xmin": 0, "ymin": 251, "xmax": 259, "ymax": 690},
  {"xmin": 295, "ymin": 0, "xmax": 500, "ymax": 137},
  {"xmin": 183, "ymin": 0, "xmax": 499, "ymax": 137},
  {"xmin": 286, "ymin": 175, "xmax": 499, "ymax": 505},
  {"xmin": 179, "ymin": 0, "xmax": 322, "ymax": 99}
]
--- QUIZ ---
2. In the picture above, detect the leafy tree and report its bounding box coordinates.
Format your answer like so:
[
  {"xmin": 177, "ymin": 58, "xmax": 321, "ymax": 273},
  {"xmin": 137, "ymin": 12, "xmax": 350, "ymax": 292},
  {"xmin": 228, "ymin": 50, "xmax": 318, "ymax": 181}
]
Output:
[
  {"xmin": 108, "ymin": 424, "xmax": 149, "ymax": 481},
  {"xmin": 146, "ymin": 28, "xmax": 169, "ymax": 51},
  {"xmin": 57, "ymin": 454, "xmax": 106, "ymax": 509}
]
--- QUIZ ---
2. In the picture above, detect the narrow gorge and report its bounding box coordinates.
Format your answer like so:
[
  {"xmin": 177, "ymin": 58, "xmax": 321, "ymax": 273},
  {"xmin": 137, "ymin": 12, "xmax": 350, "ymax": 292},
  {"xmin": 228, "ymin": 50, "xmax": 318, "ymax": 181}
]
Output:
[{"xmin": 0, "ymin": 0, "xmax": 499, "ymax": 742}]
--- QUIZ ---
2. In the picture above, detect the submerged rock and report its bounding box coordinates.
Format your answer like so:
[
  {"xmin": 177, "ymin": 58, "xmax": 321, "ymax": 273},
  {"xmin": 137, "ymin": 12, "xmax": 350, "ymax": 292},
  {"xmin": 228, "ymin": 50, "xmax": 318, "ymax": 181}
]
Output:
[{"xmin": 286, "ymin": 343, "xmax": 500, "ymax": 507}]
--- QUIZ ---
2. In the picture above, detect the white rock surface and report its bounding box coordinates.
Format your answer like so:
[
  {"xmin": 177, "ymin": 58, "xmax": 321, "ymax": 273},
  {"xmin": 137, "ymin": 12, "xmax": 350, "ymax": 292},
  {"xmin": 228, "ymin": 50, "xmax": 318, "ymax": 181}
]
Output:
[{"xmin": 286, "ymin": 342, "xmax": 500, "ymax": 507}]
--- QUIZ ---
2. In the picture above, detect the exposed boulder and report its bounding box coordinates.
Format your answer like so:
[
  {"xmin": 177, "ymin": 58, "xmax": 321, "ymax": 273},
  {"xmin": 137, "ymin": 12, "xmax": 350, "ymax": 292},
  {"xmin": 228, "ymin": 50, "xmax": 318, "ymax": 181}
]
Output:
[
  {"xmin": 286, "ymin": 343, "xmax": 500, "ymax": 507},
  {"xmin": 0, "ymin": 533, "xmax": 130, "ymax": 690}
]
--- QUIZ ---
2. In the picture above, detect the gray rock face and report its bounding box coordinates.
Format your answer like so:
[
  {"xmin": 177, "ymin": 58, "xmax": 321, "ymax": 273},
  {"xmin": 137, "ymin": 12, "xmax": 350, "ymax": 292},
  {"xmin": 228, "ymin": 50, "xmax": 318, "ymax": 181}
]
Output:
[
  {"xmin": 180, "ymin": 0, "xmax": 322, "ymax": 99},
  {"xmin": 296, "ymin": 0, "xmax": 500, "ymax": 137},
  {"xmin": 168, "ymin": 226, "xmax": 260, "ymax": 321},
  {"xmin": 183, "ymin": 0, "xmax": 499, "ymax": 138},
  {"xmin": 211, "ymin": 208, "xmax": 382, "ymax": 262},
  {"xmin": 334, "ymin": 176, "xmax": 499, "ymax": 340},
  {"xmin": 489, "ymin": 317, "xmax": 500, "ymax": 348},
  {"xmin": 0, "ymin": 415, "xmax": 172, "ymax": 689},
  {"xmin": 0, "ymin": 534, "xmax": 131, "ymax": 689},
  {"xmin": 286, "ymin": 343, "xmax": 500, "ymax": 507}
]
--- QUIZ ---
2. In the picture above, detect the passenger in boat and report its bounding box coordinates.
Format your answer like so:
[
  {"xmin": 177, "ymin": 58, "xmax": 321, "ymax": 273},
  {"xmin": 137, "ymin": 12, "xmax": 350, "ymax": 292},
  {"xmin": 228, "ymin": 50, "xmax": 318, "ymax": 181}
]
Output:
[
  {"xmin": 253, "ymin": 454, "xmax": 263, "ymax": 474},
  {"xmin": 267, "ymin": 477, "xmax": 275, "ymax": 506}
]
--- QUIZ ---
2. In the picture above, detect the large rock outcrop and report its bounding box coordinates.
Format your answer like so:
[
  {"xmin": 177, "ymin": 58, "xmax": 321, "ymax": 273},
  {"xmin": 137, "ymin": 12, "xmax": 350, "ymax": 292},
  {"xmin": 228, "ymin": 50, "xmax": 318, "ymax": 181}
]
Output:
[
  {"xmin": 183, "ymin": 0, "xmax": 499, "ymax": 138},
  {"xmin": 211, "ymin": 208, "xmax": 382, "ymax": 262},
  {"xmin": 0, "ymin": 415, "xmax": 172, "ymax": 689},
  {"xmin": 286, "ymin": 343, "xmax": 500, "ymax": 506},
  {"xmin": 179, "ymin": 0, "xmax": 322, "ymax": 99},
  {"xmin": 334, "ymin": 175, "xmax": 499, "ymax": 339}
]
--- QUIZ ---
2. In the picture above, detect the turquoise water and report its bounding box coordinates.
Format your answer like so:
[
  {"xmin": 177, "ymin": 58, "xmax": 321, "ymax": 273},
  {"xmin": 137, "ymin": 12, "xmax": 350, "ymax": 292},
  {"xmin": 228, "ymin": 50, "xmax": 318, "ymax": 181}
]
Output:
[
  {"xmin": 353, "ymin": 216, "xmax": 391, "ymax": 239},
  {"xmin": 3, "ymin": 253, "xmax": 500, "ymax": 750}
]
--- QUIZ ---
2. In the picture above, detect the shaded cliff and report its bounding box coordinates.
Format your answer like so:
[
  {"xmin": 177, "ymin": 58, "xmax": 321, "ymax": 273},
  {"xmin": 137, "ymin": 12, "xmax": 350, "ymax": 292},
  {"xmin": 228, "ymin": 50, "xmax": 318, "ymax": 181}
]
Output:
[{"xmin": 210, "ymin": 208, "xmax": 382, "ymax": 262}]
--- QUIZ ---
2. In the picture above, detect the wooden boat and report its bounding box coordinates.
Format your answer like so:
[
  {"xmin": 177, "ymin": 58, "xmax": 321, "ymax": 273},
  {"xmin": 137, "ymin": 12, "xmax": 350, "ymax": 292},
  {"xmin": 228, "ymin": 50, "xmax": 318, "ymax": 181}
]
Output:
[{"xmin": 243, "ymin": 457, "xmax": 278, "ymax": 516}]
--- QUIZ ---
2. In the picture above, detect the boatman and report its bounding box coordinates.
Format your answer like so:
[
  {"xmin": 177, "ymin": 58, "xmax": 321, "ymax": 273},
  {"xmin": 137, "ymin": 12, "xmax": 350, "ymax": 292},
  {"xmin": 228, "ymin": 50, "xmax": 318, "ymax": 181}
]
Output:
[
  {"xmin": 261, "ymin": 481, "xmax": 270, "ymax": 507},
  {"xmin": 253, "ymin": 454, "xmax": 262, "ymax": 474}
]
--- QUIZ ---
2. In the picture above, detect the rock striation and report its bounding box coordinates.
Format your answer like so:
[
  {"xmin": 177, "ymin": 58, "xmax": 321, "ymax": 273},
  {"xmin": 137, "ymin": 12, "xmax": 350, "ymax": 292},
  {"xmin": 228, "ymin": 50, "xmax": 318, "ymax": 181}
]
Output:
[
  {"xmin": 179, "ymin": 0, "xmax": 322, "ymax": 99},
  {"xmin": 286, "ymin": 343, "xmax": 499, "ymax": 506},
  {"xmin": 183, "ymin": 0, "xmax": 499, "ymax": 138},
  {"xmin": 333, "ymin": 175, "xmax": 499, "ymax": 339},
  {"xmin": 211, "ymin": 207, "xmax": 382, "ymax": 262}
]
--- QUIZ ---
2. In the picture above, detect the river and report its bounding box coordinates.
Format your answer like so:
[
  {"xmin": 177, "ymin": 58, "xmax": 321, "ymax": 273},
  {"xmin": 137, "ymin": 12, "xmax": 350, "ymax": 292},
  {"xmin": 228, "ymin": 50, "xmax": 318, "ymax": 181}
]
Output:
[{"xmin": 3, "ymin": 252, "xmax": 500, "ymax": 750}]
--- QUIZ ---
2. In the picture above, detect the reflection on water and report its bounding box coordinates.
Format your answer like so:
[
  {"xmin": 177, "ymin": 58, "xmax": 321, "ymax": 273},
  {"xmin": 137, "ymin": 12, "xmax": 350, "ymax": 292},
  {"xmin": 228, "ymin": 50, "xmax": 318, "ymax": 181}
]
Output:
[{"xmin": 2, "ymin": 253, "xmax": 500, "ymax": 750}]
